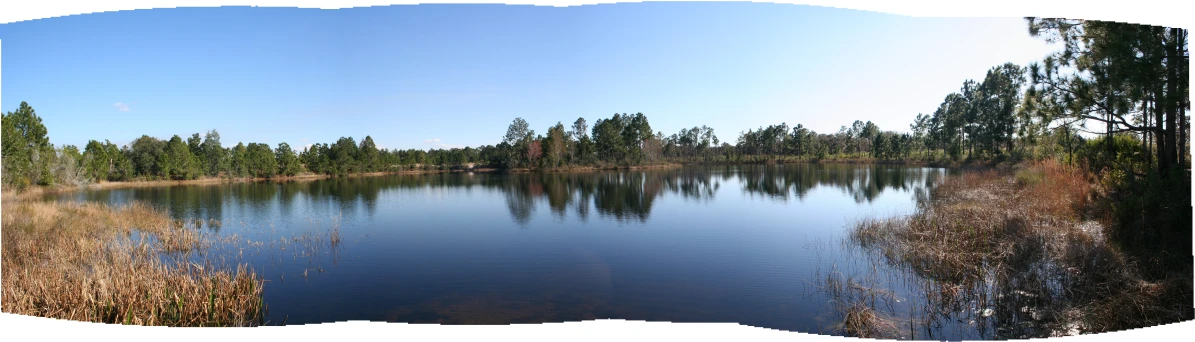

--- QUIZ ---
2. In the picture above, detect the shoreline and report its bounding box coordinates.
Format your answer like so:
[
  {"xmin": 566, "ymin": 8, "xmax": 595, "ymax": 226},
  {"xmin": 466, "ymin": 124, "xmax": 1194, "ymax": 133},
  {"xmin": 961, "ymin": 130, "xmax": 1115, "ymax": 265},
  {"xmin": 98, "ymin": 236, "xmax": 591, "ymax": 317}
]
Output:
[
  {"xmin": 10, "ymin": 168, "xmax": 498, "ymax": 197},
  {"xmin": 9, "ymin": 158, "xmax": 1004, "ymax": 196},
  {"xmin": 9, "ymin": 164, "xmax": 687, "ymax": 195},
  {"xmin": 505, "ymin": 163, "xmax": 684, "ymax": 173},
  {"xmin": 670, "ymin": 158, "xmax": 1012, "ymax": 169}
]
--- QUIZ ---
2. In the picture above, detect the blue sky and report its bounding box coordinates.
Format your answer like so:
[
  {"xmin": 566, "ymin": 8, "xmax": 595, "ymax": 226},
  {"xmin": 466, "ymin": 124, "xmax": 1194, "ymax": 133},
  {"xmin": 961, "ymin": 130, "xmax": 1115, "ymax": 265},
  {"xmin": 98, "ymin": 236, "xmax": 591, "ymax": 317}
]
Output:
[{"xmin": 0, "ymin": 3, "xmax": 1057, "ymax": 151}]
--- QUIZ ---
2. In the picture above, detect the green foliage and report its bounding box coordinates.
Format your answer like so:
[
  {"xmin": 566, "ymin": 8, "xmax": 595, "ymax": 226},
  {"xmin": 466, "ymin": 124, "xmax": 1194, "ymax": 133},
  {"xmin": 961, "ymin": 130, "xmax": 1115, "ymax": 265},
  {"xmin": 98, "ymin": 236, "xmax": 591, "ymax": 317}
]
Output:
[
  {"xmin": 275, "ymin": 143, "xmax": 302, "ymax": 177},
  {"xmin": 544, "ymin": 123, "xmax": 567, "ymax": 168},
  {"xmin": 1026, "ymin": 18, "xmax": 1188, "ymax": 175},
  {"xmin": 358, "ymin": 136, "xmax": 380, "ymax": 172},
  {"xmin": 503, "ymin": 118, "xmax": 531, "ymax": 168},
  {"xmin": 1014, "ymin": 168, "xmax": 1046, "ymax": 186},
  {"xmin": 665, "ymin": 125, "xmax": 719, "ymax": 161},
  {"xmin": 329, "ymin": 137, "xmax": 359, "ymax": 176},
  {"xmin": 2, "ymin": 103, "xmax": 516, "ymax": 186},
  {"xmin": 300, "ymin": 143, "xmax": 328, "ymax": 175},
  {"xmin": 187, "ymin": 133, "xmax": 205, "ymax": 173},
  {"xmin": 1, "ymin": 102, "xmax": 55, "ymax": 188},
  {"xmin": 1080, "ymin": 134, "xmax": 1148, "ymax": 171},
  {"xmin": 53, "ymin": 144, "xmax": 85, "ymax": 186},
  {"xmin": 1026, "ymin": 18, "xmax": 1191, "ymax": 277},
  {"xmin": 622, "ymin": 113, "xmax": 653, "ymax": 164},
  {"xmin": 1104, "ymin": 165, "xmax": 1192, "ymax": 278},
  {"xmin": 245, "ymin": 143, "xmax": 277, "ymax": 178},
  {"xmin": 201, "ymin": 130, "xmax": 227, "ymax": 177},
  {"xmin": 107, "ymin": 141, "xmax": 133, "ymax": 181},
  {"xmin": 82, "ymin": 140, "xmax": 111, "ymax": 182},
  {"xmin": 129, "ymin": 135, "xmax": 167, "ymax": 179},
  {"xmin": 162, "ymin": 135, "xmax": 201, "ymax": 180},
  {"xmin": 727, "ymin": 120, "xmax": 932, "ymax": 163},
  {"xmin": 230, "ymin": 143, "xmax": 249, "ymax": 177}
]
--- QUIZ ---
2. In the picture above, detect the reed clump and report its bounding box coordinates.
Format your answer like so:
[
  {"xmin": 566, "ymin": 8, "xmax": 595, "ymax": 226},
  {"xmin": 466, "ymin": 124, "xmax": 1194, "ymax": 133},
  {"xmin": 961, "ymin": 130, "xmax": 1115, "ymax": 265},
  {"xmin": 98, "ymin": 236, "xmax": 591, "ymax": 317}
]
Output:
[
  {"xmin": 845, "ymin": 160, "xmax": 1192, "ymax": 338},
  {"xmin": 818, "ymin": 267, "xmax": 906, "ymax": 339},
  {"xmin": 841, "ymin": 303, "xmax": 903, "ymax": 339},
  {"xmin": 1, "ymin": 194, "xmax": 264, "ymax": 326}
]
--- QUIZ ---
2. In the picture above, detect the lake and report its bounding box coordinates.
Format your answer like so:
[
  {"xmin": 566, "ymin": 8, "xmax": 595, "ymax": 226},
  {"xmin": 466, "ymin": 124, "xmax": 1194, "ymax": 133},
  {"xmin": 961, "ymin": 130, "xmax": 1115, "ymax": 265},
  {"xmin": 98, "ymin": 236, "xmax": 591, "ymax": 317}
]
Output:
[{"xmin": 45, "ymin": 164, "xmax": 949, "ymax": 335}]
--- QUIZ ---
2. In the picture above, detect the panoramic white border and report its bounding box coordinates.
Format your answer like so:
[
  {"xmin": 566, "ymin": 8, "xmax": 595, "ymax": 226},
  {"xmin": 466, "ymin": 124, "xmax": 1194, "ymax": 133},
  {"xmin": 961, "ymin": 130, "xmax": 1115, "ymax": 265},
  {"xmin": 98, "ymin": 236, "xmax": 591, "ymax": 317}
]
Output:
[
  {"xmin": 0, "ymin": 0, "xmax": 1192, "ymax": 25},
  {"xmin": 0, "ymin": 1, "xmax": 1192, "ymax": 342}
]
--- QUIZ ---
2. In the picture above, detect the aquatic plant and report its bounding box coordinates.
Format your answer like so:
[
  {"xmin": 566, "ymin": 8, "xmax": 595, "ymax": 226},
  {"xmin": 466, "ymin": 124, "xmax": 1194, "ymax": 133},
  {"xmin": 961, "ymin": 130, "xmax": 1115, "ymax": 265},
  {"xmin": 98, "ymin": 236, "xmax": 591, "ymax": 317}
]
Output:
[
  {"xmin": 831, "ymin": 160, "xmax": 1191, "ymax": 339},
  {"xmin": 1, "ymin": 194, "xmax": 264, "ymax": 326}
]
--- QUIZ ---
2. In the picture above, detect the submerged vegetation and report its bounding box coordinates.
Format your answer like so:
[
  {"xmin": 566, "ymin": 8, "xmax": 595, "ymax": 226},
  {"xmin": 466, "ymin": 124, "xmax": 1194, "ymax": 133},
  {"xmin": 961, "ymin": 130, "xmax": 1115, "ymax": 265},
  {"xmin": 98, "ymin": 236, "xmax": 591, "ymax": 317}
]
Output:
[{"xmin": 824, "ymin": 160, "xmax": 1192, "ymax": 339}]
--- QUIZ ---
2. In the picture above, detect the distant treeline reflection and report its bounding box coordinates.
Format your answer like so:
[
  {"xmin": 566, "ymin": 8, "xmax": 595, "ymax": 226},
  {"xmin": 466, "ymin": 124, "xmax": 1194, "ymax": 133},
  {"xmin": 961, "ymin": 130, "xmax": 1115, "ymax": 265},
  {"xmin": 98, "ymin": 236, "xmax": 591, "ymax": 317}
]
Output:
[{"xmin": 48, "ymin": 164, "xmax": 945, "ymax": 226}]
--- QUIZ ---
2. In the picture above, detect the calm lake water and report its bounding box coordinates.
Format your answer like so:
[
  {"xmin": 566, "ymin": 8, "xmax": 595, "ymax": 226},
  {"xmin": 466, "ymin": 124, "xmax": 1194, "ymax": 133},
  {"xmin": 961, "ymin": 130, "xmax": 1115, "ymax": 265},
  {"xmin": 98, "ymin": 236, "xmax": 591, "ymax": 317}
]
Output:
[{"xmin": 47, "ymin": 164, "xmax": 953, "ymax": 335}]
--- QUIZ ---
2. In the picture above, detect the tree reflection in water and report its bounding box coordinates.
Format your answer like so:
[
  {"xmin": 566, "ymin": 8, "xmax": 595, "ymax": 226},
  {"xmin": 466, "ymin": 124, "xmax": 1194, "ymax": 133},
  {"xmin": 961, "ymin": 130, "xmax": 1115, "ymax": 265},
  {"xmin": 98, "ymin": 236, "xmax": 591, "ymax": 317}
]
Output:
[
  {"xmin": 36, "ymin": 164, "xmax": 960, "ymax": 329},
  {"xmin": 733, "ymin": 164, "xmax": 938, "ymax": 204},
  {"xmin": 494, "ymin": 164, "xmax": 938, "ymax": 225},
  {"xmin": 43, "ymin": 164, "xmax": 943, "ymax": 228}
]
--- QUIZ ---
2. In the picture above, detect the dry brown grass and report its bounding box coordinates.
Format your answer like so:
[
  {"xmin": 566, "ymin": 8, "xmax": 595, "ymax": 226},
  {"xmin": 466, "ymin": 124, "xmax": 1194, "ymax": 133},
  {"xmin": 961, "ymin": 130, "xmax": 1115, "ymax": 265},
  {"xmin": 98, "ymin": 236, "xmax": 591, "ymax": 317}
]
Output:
[
  {"xmin": 1017, "ymin": 159, "xmax": 1094, "ymax": 220},
  {"xmin": 1, "ymin": 194, "xmax": 264, "ymax": 326},
  {"xmin": 818, "ymin": 267, "xmax": 907, "ymax": 339},
  {"xmin": 843, "ymin": 160, "xmax": 1192, "ymax": 338}
]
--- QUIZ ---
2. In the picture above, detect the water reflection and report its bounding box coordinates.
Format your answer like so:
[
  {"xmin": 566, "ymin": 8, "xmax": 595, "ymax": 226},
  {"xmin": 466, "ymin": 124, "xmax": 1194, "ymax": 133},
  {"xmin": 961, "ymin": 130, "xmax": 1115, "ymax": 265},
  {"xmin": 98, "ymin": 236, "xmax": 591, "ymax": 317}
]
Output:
[
  {"xmin": 735, "ymin": 164, "xmax": 938, "ymax": 204},
  {"xmin": 492, "ymin": 165, "xmax": 941, "ymax": 224},
  {"xmin": 40, "ymin": 164, "xmax": 952, "ymax": 330},
  {"xmin": 46, "ymin": 164, "xmax": 945, "ymax": 228}
]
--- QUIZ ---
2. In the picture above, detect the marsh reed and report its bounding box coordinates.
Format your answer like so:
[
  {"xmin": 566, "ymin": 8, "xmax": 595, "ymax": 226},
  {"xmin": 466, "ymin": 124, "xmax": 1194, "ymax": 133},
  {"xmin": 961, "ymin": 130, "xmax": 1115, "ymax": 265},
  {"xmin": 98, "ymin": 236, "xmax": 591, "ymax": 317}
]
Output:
[
  {"xmin": 830, "ymin": 160, "xmax": 1192, "ymax": 339},
  {"xmin": 1, "ymin": 194, "xmax": 264, "ymax": 326}
]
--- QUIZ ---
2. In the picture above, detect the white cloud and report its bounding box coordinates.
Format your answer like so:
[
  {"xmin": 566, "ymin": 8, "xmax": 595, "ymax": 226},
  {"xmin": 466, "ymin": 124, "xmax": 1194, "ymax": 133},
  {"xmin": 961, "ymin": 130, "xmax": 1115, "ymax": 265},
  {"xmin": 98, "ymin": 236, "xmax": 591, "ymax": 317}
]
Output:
[
  {"xmin": 423, "ymin": 138, "xmax": 458, "ymax": 149},
  {"xmin": 113, "ymin": 102, "xmax": 131, "ymax": 112}
]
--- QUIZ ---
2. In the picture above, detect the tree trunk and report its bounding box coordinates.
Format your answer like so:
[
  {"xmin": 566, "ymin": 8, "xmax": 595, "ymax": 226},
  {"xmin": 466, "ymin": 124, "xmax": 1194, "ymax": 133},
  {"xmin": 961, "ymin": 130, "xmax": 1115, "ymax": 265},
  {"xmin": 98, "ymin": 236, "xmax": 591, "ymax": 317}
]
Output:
[
  {"xmin": 1165, "ymin": 28, "xmax": 1181, "ymax": 175},
  {"xmin": 967, "ymin": 132, "xmax": 974, "ymax": 158},
  {"xmin": 1156, "ymin": 77, "xmax": 1169, "ymax": 173},
  {"xmin": 1181, "ymin": 110, "xmax": 1188, "ymax": 169},
  {"xmin": 1106, "ymin": 108, "xmax": 1114, "ymax": 159},
  {"xmin": 1179, "ymin": 29, "xmax": 1189, "ymax": 170},
  {"xmin": 1145, "ymin": 97, "xmax": 1152, "ymax": 168},
  {"xmin": 1007, "ymin": 129, "xmax": 1014, "ymax": 155}
]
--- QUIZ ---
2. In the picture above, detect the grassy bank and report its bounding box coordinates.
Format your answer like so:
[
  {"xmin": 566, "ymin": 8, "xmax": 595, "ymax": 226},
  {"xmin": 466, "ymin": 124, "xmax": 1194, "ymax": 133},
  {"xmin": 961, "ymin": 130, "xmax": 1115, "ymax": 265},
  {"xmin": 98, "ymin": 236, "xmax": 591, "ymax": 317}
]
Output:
[
  {"xmin": 6, "ymin": 167, "xmax": 504, "ymax": 198},
  {"xmin": 8, "ymin": 163, "xmax": 685, "ymax": 197},
  {"xmin": 8, "ymin": 158, "xmax": 969, "ymax": 198},
  {"xmin": 833, "ymin": 159, "xmax": 1192, "ymax": 339},
  {"xmin": 1, "ymin": 193, "xmax": 264, "ymax": 326}
]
